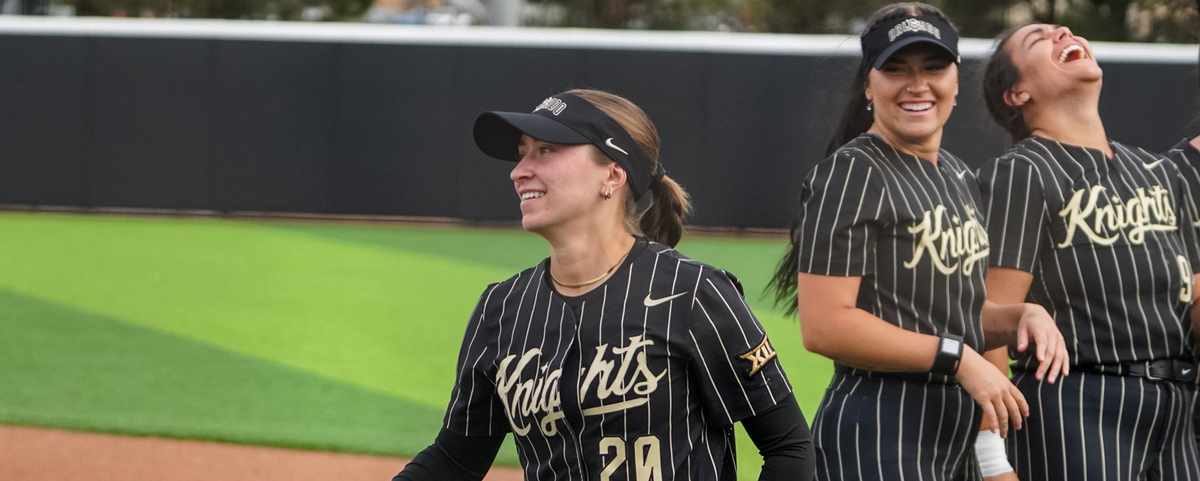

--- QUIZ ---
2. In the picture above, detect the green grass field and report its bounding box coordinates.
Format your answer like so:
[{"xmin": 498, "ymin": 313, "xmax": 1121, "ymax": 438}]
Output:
[{"xmin": 0, "ymin": 211, "xmax": 833, "ymax": 480}]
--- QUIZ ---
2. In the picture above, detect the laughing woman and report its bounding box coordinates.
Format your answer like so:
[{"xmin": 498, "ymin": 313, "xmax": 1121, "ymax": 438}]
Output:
[
  {"xmin": 979, "ymin": 24, "xmax": 1200, "ymax": 480},
  {"xmin": 1162, "ymin": 17, "xmax": 1200, "ymax": 455}
]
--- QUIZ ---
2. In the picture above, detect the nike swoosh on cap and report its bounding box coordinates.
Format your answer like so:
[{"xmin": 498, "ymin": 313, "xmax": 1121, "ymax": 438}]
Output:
[
  {"xmin": 644, "ymin": 291, "xmax": 688, "ymax": 307},
  {"xmin": 605, "ymin": 138, "xmax": 629, "ymax": 155}
]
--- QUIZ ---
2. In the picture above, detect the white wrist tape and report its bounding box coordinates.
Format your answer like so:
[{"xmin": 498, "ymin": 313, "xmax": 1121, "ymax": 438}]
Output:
[{"xmin": 975, "ymin": 429, "xmax": 1013, "ymax": 477}]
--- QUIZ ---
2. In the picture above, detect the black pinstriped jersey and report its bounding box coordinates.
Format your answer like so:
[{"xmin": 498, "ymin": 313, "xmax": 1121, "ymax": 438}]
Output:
[
  {"xmin": 794, "ymin": 134, "xmax": 990, "ymax": 373},
  {"xmin": 978, "ymin": 137, "xmax": 1200, "ymax": 370},
  {"xmin": 443, "ymin": 239, "xmax": 792, "ymax": 481},
  {"xmin": 1165, "ymin": 138, "xmax": 1200, "ymax": 235}
]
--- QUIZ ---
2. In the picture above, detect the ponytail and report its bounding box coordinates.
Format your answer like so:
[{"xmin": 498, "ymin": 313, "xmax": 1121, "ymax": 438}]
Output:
[
  {"xmin": 766, "ymin": 219, "xmax": 803, "ymax": 316},
  {"xmin": 568, "ymin": 88, "xmax": 693, "ymax": 247},
  {"xmin": 638, "ymin": 174, "xmax": 692, "ymax": 247}
]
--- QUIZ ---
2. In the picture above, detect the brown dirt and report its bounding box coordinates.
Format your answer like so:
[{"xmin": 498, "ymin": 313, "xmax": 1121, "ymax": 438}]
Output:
[{"xmin": 0, "ymin": 424, "xmax": 525, "ymax": 481}]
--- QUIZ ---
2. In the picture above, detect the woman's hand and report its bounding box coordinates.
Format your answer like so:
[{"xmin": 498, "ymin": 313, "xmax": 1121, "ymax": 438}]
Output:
[
  {"xmin": 957, "ymin": 346, "xmax": 1028, "ymax": 437},
  {"xmin": 983, "ymin": 267, "xmax": 1070, "ymax": 383},
  {"xmin": 1015, "ymin": 303, "xmax": 1069, "ymax": 383}
]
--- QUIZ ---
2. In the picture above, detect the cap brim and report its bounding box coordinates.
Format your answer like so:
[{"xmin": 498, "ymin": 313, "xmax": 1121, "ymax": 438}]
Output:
[
  {"xmin": 871, "ymin": 36, "xmax": 958, "ymax": 70},
  {"xmin": 473, "ymin": 111, "xmax": 592, "ymax": 162}
]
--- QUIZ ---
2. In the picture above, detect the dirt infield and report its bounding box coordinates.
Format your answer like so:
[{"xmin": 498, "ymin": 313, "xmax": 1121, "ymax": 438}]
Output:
[{"xmin": 0, "ymin": 424, "xmax": 524, "ymax": 481}]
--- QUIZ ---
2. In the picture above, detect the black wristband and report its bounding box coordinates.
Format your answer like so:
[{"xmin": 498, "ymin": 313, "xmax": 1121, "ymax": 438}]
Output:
[{"xmin": 930, "ymin": 333, "xmax": 964, "ymax": 375}]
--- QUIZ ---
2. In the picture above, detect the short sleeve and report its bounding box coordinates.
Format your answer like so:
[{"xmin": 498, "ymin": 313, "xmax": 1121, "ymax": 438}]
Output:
[
  {"xmin": 795, "ymin": 153, "xmax": 886, "ymax": 276},
  {"xmin": 1171, "ymin": 165, "xmax": 1200, "ymax": 270},
  {"xmin": 442, "ymin": 284, "xmax": 510, "ymax": 436},
  {"xmin": 977, "ymin": 156, "xmax": 1046, "ymax": 272},
  {"xmin": 686, "ymin": 269, "xmax": 793, "ymax": 426},
  {"xmin": 1167, "ymin": 147, "xmax": 1200, "ymax": 256}
]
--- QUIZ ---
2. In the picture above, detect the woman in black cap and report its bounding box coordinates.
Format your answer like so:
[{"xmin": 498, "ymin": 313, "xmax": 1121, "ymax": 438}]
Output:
[
  {"xmin": 979, "ymin": 23, "xmax": 1200, "ymax": 480},
  {"xmin": 769, "ymin": 3, "xmax": 1066, "ymax": 479},
  {"xmin": 393, "ymin": 89, "xmax": 814, "ymax": 481}
]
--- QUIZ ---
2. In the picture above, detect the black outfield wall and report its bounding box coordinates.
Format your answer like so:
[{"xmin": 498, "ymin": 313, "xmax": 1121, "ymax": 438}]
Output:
[{"xmin": 0, "ymin": 19, "xmax": 1196, "ymax": 228}]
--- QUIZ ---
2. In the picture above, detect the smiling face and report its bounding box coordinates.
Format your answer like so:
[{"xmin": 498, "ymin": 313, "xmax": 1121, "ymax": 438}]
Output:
[
  {"xmin": 1005, "ymin": 24, "xmax": 1102, "ymax": 105},
  {"xmin": 865, "ymin": 42, "xmax": 960, "ymax": 153},
  {"xmin": 510, "ymin": 134, "xmax": 619, "ymax": 235}
]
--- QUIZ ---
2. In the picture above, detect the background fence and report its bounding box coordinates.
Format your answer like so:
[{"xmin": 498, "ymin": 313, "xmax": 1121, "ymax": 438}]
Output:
[{"xmin": 1, "ymin": 18, "xmax": 1196, "ymax": 228}]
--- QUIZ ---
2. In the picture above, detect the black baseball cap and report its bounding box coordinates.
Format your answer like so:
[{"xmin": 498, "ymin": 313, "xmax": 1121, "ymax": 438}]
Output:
[
  {"xmin": 473, "ymin": 93, "xmax": 656, "ymax": 201},
  {"xmin": 862, "ymin": 15, "xmax": 960, "ymax": 70}
]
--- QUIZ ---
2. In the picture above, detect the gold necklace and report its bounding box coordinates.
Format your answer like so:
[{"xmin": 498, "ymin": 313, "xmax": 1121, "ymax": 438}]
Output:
[{"xmin": 551, "ymin": 251, "xmax": 630, "ymax": 288}]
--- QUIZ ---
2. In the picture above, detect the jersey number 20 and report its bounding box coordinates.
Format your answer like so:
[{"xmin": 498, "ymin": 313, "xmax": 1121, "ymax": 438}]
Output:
[{"xmin": 599, "ymin": 435, "xmax": 662, "ymax": 481}]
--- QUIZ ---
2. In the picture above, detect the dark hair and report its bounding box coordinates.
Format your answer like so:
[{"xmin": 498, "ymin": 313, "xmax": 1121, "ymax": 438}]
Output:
[
  {"xmin": 982, "ymin": 27, "xmax": 1033, "ymax": 143},
  {"xmin": 767, "ymin": 2, "xmax": 955, "ymax": 316},
  {"xmin": 568, "ymin": 89, "xmax": 693, "ymax": 247}
]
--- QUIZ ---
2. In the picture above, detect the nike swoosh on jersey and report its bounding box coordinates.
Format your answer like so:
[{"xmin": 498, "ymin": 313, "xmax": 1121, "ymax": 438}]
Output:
[
  {"xmin": 605, "ymin": 138, "xmax": 629, "ymax": 155},
  {"xmin": 1144, "ymin": 158, "xmax": 1165, "ymax": 170},
  {"xmin": 644, "ymin": 291, "xmax": 688, "ymax": 307},
  {"xmin": 955, "ymin": 170, "xmax": 968, "ymax": 179}
]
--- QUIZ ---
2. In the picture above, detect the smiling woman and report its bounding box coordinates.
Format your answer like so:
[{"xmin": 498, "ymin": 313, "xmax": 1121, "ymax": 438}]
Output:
[
  {"xmin": 391, "ymin": 89, "xmax": 815, "ymax": 481},
  {"xmin": 977, "ymin": 23, "xmax": 1200, "ymax": 481},
  {"xmin": 768, "ymin": 3, "xmax": 1067, "ymax": 480},
  {"xmin": 863, "ymin": 42, "xmax": 958, "ymax": 160}
]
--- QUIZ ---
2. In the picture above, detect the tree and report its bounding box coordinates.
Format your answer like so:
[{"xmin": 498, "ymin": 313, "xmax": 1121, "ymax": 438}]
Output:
[
  {"xmin": 526, "ymin": 0, "xmax": 1198, "ymax": 43},
  {"xmin": 56, "ymin": 0, "xmax": 1200, "ymax": 41}
]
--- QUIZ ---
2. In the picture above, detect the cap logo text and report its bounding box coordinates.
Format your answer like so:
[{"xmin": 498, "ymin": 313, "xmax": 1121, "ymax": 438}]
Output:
[
  {"xmin": 889, "ymin": 18, "xmax": 941, "ymax": 42},
  {"xmin": 534, "ymin": 97, "xmax": 568, "ymax": 116}
]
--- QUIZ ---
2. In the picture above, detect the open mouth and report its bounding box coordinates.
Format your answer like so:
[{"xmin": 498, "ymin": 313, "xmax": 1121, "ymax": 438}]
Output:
[
  {"xmin": 1059, "ymin": 45, "xmax": 1087, "ymax": 63},
  {"xmin": 520, "ymin": 191, "xmax": 545, "ymax": 201},
  {"xmin": 901, "ymin": 102, "xmax": 933, "ymax": 112}
]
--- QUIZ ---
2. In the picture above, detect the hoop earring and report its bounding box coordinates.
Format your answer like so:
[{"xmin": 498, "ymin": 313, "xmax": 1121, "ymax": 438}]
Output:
[{"xmin": 602, "ymin": 189, "xmax": 613, "ymax": 200}]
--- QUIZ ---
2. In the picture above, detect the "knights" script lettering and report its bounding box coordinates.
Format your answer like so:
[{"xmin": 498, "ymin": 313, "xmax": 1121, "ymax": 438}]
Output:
[
  {"xmin": 579, "ymin": 336, "xmax": 667, "ymax": 417},
  {"xmin": 496, "ymin": 348, "xmax": 564, "ymax": 437},
  {"xmin": 905, "ymin": 204, "xmax": 990, "ymax": 275},
  {"xmin": 1058, "ymin": 185, "xmax": 1177, "ymax": 246},
  {"xmin": 494, "ymin": 336, "xmax": 669, "ymax": 439}
]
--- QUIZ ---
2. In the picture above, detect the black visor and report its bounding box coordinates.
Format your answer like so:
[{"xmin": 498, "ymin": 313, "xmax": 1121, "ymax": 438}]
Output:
[
  {"xmin": 473, "ymin": 93, "xmax": 655, "ymax": 201},
  {"xmin": 862, "ymin": 15, "xmax": 960, "ymax": 70}
]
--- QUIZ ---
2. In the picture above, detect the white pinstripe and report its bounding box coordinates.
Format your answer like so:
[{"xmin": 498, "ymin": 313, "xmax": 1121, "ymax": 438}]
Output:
[
  {"xmin": 1126, "ymin": 379, "xmax": 1143, "ymax": 480},
  {"xmin": 806, "ymin": 161, "xmax": 837, "ymax": 271},
  {"xmin": 521, "ymin": 275, "xmax": 547, "ymax": 481},
  {"xmin": 1057, "ymin": 374, "xmax": 1067, "ymax": 479},
  {"xmin": 446, "ymin": 283, "xmax": 499, "ymax": 433},
  {"xmin": 618, "ymin": 263, "xmax": 632, "ymax": 473},
  {"xmin": 944, "ymin": 384, "xmax": 969, "ymax": 478},
  {"xmin": 1108, "ymin": 146, "xmax": 1160, "ymax": 361},
  {"xmin": 688, "ymin": 306, "xmax": 744, "ymax": 420}
]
